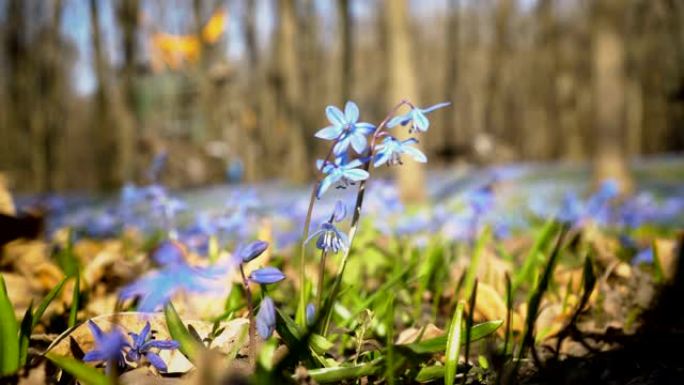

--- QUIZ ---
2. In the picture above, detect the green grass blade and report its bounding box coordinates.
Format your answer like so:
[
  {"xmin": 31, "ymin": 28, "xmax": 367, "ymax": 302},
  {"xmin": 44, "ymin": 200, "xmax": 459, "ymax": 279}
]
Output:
[
  {"xmin": 462, "ymin": 280, "xmax": 478, "ymax": 384},
  {"xmin": 46, "ymin": 353, "xmax": 110, "ymax": 385},
  {"xmin": 464, "ymin": 227, "xmax": 490, "ymax": 300},
  {"xmin": 18, "ymin": 301, "xmax": 33, "ymax": 366},
  {"xmin": 0, "ymin": 273, "xmax": 20, "ymax": 375},
  {"xmin": 517, "ymin": 225, "xmax": 568, "ymax": 362},
  {"xmin": 164, "ymin": 302, "xmax": 204, "ymax": 362},
  {"xmin": 513, "ymin": 220, "xmax": 556, "ymax": 290},
  {"xmin": 32, "ymin": 275, "xmax": 70, "ymax": 329},
  {"xmin": 68, "ymin": 273, "xmax": 80, "ymax": 328},
  {"xmin": 399, "ymin": 320, "xmax": 503, "ymax": 355},
  {"xmin": 305, "ymin": 359, "xmax": 383, "ymax": 383},
  {"xmin": 445, "ymin": 301, "xmax": 465, "ymax": 385}
]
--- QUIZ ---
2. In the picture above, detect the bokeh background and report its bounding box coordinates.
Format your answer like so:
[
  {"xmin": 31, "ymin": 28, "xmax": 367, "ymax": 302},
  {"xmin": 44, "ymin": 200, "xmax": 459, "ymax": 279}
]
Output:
[{"xmin": 1, "ymin": 0, "xmax": 683, "ymax": 196}]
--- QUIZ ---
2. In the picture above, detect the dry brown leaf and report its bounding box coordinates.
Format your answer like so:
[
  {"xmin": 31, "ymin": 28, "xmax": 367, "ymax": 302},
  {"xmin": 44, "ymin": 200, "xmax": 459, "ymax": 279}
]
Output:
[
  {"xmin": 473, "ymin": 282, "xmax": 523, "ymax": 332},
  {"xmin": 395, "ymin": 324, "xmax": 444, "ymax": 345}
]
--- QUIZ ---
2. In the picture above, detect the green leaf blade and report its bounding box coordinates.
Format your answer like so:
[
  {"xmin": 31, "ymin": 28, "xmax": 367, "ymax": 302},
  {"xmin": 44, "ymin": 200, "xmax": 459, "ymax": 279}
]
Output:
[
  {"xmin": 46, "ymin": 353, "xmax": 110, "ymax": 385},
  {"xmin": 0, "ymin": 274, "xmax": 20, "ymax": 376},
  {"xmin": 445, "ymin": 301, "xmax": 465, "ymax": 385}
]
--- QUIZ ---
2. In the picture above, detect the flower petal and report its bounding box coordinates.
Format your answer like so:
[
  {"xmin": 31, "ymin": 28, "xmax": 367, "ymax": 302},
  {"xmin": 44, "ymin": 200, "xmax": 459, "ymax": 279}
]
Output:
[
  {"xmin": 144, "ymin": 340, "xmax": 180, "ymax": 350},
  {"xmin": 256, "ymin": 296, "xmax": 276, "ymax": 339},
  {"xmin": 402, "ymin": 145, "xmax": 427, "ymax": 163},
  {"xmin": 237, "ymin": 240, "xmax": 269, "ymax": 263},
  {"xmin": 250, "ymin": 267, "xmax": 286, "ymax": 284},
  {"xmin": 423, "ymin": 101, "xmax": 451, "ymax": 113},
  {"xmin": 315, "ymin": 125, "xmax": 343, "ymax": 140},
  {"xmin": 413, "ymin": 109, "xmax": 430, "ymax": 132},
  {"xmin": 343, "ymin": 169, "xmax": 370, "ymax": 182},
  {"xmin": 350, "ymin": 133, "xmax": 368, "ymax": 154},
  {"xmin": 344, "ymin": 101, "xmax": 359, "ymax": 123},
  {"xmin": 387, "ymin": 114, "xmax": 410, "ymax": 128},
  {"xmin": 325, "ymin": 105, "xmax": 346, "ymax": 126},
  {"xmin": 145, "ymin": 351, "xmax": 168, "ymax": 372},
  {"xmin": 355, "ymin": 122, "xmax": 376, "ymax": 135}
]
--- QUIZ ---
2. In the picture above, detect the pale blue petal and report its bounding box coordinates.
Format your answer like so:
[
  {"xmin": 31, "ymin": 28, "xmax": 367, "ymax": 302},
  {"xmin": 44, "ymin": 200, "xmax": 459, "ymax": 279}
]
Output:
[
  {"xmin": 414, "ymin": 110, "xmax": 430, "ymax": 131},
  {"xmin": 423, "ymin": 102, "xmax": 451, "ymax": 113},
  {"xmin": 344, "ymin": 159, "xmax": 364, "ymax": 169},
  {"xmin": 387, "ymin": 114, "xmax": 409, "ymax": 128},
  {"xmin": 326, "ymin": 105, "xmax": 346, "ymax": 126},
  {"xmin": 343, "ymin": 169, "xmax": 370, "ymax": 182},
  {"xmin": 315, "ymin": 125, "xmax": 343, "ymax": 140},
  {"xmin": 344, "ymin": 101, "xmax": 359, "ymax": 123},
  {"xmin": 373, "ymin": 152, "xmax": 390, "ymax": 167},
  {"xmin": 355, "ymin": 122, "xmax": 376, "ymax": 134},
  {"xmin": 350, "ymin": 134, "xmax": 368, "ymax": 154},
  {"xmin": 317, "ymin": 176, "xmax": 334, "ymax": 198},
  {"xmin": 403, "ymin": 146, "xmax": 428, "ymax": 163}
]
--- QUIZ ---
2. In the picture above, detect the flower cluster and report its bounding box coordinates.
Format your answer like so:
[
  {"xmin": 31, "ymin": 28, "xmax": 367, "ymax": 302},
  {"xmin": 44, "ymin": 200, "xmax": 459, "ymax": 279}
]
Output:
[
  {"xmin": 313, "ymin": 101, "xmax": 449, "ymax": 200},
  {"xmin": 83, "ymin": 321, "xmax": 178, "ymax": 373}
]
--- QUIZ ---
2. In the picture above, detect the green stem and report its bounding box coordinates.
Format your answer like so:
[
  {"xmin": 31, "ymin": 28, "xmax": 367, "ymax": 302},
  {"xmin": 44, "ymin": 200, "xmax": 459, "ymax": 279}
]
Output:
[
  {"xmin": 239, "ymin": 264, "xmax": 256, "ymax": 367},
  {"xmin": 321, "ymin": 100, "xmax": 410, "ymax": 335}
]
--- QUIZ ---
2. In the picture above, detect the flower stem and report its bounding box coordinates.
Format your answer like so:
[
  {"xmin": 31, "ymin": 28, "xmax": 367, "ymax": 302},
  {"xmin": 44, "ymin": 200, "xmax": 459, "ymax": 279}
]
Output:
[
  {"xmin": 239, "ymin": 263, "xmax": 256, "ymax": 366},
  {"xmin": 296, "ymin": 142, "xmax": 339, "ymax": 326},
  {"xmin": 316, "ymin": 249, "xmax": 328, "ymax": 309},
  {"xmin": 321, "ymin": 100, "xmax": 410, "ymax": 335}
]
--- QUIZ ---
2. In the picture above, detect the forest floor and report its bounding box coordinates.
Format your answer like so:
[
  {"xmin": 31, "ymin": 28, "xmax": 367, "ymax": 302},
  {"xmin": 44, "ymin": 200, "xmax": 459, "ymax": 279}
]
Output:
[{"xmin": 2, "ymin": 156, "xmax": 684, "ymax": 384}]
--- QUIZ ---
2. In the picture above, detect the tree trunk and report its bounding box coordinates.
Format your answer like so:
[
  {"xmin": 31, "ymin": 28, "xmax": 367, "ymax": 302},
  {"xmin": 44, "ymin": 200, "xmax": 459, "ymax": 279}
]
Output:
[
  {"xmin": 591, "ymin": 0, "xmax": 633, "ymax": 193},
  {"xmin": 385, "ymin": 0, "xmax": 426, "ymax": 203}
]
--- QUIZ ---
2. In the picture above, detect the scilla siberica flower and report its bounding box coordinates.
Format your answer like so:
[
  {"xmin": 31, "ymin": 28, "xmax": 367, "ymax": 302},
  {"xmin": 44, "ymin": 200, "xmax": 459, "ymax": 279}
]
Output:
[
  {"xmin": 126, "ymin": 322, "xmax": 179, "ymax": 372},
  {"xmin": 315, "ymin": 101, "xmax": 375, "ymax": 155},
  {"xmin": 373, "ymin": 137, "xmax": 427, "ymax": 167},
  {"xmin": 83, "ymin": 321, "xmax": 129, "ymax": 372},
  {"xmin": 306, "ymin": 201, "xmax": 349, "ymax": 253},
  {"xmin": 387, "ymin": 102, "xmax": 450, "ymax": 133},
  {"xmin": 256, "ymin": 296, "xmax": 276, "ymax": 339},
  {"xmin": 316, "ymin": 158, "xmax": 369, "ymax": 199}
]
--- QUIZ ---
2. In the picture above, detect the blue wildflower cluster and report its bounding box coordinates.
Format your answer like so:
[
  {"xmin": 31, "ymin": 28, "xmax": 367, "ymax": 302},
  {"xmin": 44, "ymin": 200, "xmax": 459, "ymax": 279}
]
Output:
[
  {"xmin": 83, "ymin": 321, "xmax": 178, "ymax": 373},
  {"xmin": 314, "ymin": 101, "xmax": 449, "ymax": 199}
]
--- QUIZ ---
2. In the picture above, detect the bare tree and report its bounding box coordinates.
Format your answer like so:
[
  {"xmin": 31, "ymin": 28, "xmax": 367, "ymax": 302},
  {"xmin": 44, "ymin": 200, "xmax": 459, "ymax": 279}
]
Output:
[
  {"xmin": 385, "ymin": 0, "xmax": 426, "ymax": 203},
  {"xmin": 591, "ymin": 0, "xmax": 633, "ymax": 192}
]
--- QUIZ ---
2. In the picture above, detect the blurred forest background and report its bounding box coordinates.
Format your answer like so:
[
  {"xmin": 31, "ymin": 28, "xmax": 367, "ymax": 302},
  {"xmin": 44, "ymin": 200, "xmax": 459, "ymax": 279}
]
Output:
[{"xmin": 1, "ymin": 0, "xmax": 683, "ymax": 194}]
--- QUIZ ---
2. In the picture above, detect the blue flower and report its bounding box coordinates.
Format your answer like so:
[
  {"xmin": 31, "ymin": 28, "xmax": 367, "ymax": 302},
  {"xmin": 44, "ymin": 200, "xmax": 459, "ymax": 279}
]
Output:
[
  {"xmin": 316, "ymin": 158, "xmax": 369, "ymax": 199},
  {"xmin": 633, "ymin": 248, "xmax": 654, "ymax": 265},
  {"xmin": 306, "ymin": 303, "xmax": 316, "ymax": 326},
  {"xmin": 152, "ymin": 240, "xmax": 186, "ymax": 266},
  {"xmin": 306, "ymin": 201, "xmax": 349, "ymax": 253},
  {"xmin": 307, "ymin": 222, "xmax": 349, "ymax": 254},
  {"xmin": 315, "ymin": 101, "xmax": 375, "ymax": 155},
  {"xmin": 119, "ymin": 262, "xmax": 227, "ymax": 312},
  {"xmin": 83, "ymin": 321, "xmax": 129, "ymax": 371},
  {"xmin": 126, "ymin": 322, "xmax": 179, "ymax": 372},
  {"xmin": 249, "ymin": 267, "xmax": 286, "ymax": 284},
  {"xmin": 373, "ymin": 137, "xmax": 427, "ymax": 167},
  {"xmin": 256, "ymin": 296, "xmax": 276, "ymax": 339},
  {"xmin": 236, "ymin": 240, "xmax": 269, "ymax": 263},
  {"xmin": 387, "ymin": 102, "xmax": 450, "ymax": 133},
  {"xmin": 146, "ymin": 151, "xmax": 168, "ymax": 183}
]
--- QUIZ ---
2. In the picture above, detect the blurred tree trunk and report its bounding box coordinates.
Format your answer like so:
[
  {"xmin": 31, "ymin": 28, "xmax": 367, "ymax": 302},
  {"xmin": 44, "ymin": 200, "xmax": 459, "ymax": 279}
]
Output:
[
  {"xmin": 4, "ymin": 0, "xmax": 31, "ymax": 189},
  {"xmin": 274, "ymin": 0, "xmax": 307, "ymax": 183},
  {"xmin": 385, "ymin": 0, "xmax": 426, "ymax": 203},
  {"xmin": 591, "ymin": 0, "xmax": 633, "ymax": 192},
  {"xmin": 242, "ymin": 0, "xmax": 262, "ymax": 182},
  {"xmin": 337, "ymin": 0, "xmax": 353, "ymax": 102},
  {"xmin": 484, "ymin": 0, "xmax": 512, "ymax": 142},
  {"xmin": 89, "ymin": 0, "xmax": 119, "ymax": 190},
  {"xmin": 116, "ymin": 0, "xmax": 140, "ymax": 183},
  {"xmin": 443, "ymin": 0, "xmax": 461, "ymax": 152}
]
